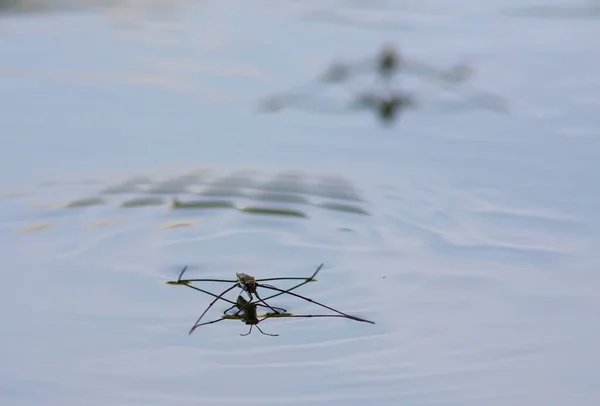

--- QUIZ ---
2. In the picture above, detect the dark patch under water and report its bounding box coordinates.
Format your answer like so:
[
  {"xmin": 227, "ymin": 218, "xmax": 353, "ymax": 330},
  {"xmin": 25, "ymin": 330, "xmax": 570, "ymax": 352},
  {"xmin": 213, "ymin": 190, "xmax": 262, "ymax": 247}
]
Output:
[{"xmin": 54, "ymin": 168, "xmax": 371, "ymax": 220}]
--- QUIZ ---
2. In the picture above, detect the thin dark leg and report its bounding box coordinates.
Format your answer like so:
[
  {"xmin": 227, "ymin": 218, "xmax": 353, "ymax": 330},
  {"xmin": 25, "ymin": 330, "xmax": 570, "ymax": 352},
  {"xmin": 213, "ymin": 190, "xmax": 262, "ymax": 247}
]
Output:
[
  {"xmin": 267, "ymin": 314, "xmax": 368, "ymax": 320},
  {"xmin": 257, "ymin": 310, "xmax": 285, "ymax": 322},
  {"xmin": 179, "ymin": 278, "xmax": 237, "ymax": 283},
  {"xmin": 256, "ymin": 285, "xmax": 375, "ymax": 324},
  {"xmin": 229, "ymin": 296, "xmax": 256, "ymax": 318},
  {"xmin": 256, "ymin": 276, "xmax": 318, "ymax": 282},
  {"xmin": 190, "ymin": 284, "xmax": 237, "ymax": 331},
  {"xmin": 223, "ymin": 303, "xmax": 237, "ymax": 314},
  {"xmin": 167, "ymin": 265, "xmax": 236, "ymax": 284},
  {"xmin": 257, "ymin": 304, "xmax": 286, "ymax": 313},
  {"xmin": 250, "ymin": 311, "xmax": 283, "ymax": 336},
  {"xmin": 255, "ymin": 324, "xmax": 278, "ymax": 337},
  {"xmin": 254, "ymin": 291, "xmax": 284, "ymax": 314},
  {"xmin": 189, "ymin": 317, "xmax": 227, "ymax": 335},
  {"xmin": 178, "ymin": 265, "xmax": 189, "ymax": 281},
  {"xmin": 240, "ymin": 325, "xmax": 253, "ymax": 336},
  {"xmin": 259, "ymin": 263, "xmax": 324, "ymax": 302},
  {"xmin": 248, "ymin": 312, "xmax": 351, "ymax": 337},
  {"xmin": 251, "ymin": 313, "xmax": 374, "ymax": 336}
]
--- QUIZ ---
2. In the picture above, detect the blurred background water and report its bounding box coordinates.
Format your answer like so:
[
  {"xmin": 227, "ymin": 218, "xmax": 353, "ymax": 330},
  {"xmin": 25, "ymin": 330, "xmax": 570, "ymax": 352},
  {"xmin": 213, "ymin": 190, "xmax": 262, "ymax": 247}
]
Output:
[{"xmin": 1, "ymin": 1, "xmax": 599, "ymax": 405}]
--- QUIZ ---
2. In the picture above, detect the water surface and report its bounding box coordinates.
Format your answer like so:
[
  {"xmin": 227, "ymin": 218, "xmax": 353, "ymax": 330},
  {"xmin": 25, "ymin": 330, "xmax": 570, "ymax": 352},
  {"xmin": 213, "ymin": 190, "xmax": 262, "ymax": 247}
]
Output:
[{"xmin": 1, "ymin": 1, "xmax": 599, "ymax": 405}]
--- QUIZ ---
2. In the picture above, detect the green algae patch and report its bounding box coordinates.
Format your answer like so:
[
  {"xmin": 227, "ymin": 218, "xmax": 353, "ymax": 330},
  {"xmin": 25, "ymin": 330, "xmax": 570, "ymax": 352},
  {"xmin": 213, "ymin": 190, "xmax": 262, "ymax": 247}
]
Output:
[{"xmin": 239, "ymin": 206, "xmax": 308, "ymax": 218}]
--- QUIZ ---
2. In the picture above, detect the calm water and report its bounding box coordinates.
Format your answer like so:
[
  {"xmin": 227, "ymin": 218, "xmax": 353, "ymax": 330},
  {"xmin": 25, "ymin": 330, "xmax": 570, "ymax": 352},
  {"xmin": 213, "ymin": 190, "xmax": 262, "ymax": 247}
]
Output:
[{"xmin": 1, "ymin": 1, "xmax": 599, "ymax": 405}]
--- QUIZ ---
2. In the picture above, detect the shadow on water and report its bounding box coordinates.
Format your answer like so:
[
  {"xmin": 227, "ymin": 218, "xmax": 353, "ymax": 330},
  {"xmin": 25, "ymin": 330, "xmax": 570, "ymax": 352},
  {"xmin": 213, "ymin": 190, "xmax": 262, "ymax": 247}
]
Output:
[{"xmin": 8, "ymin": 169, "xmax": 373, "ymax": 230}]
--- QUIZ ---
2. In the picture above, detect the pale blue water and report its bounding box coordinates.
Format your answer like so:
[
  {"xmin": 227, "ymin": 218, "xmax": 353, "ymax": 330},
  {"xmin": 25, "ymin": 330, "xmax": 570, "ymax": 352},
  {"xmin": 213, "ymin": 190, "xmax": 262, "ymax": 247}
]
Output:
[{"xmin": 1, "ymin": 1, "xmax": 599, "ymax": 405}]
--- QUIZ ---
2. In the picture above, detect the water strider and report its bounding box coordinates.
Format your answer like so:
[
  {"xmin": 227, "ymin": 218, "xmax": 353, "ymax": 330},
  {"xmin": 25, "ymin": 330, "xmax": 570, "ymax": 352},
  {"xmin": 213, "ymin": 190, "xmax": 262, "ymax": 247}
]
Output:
[{"xmin": 167, "ymin": 263, "xmax": 375, "ymax": 335}]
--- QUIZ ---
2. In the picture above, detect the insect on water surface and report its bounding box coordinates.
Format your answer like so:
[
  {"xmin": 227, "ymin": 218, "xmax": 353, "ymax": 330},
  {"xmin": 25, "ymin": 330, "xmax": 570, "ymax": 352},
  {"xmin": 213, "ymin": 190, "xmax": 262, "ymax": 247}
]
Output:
[
  {"xmin": 166, "ymin": 263, "xmax": 324, "ymax": 329},
  {"xmin": 167, "ymin": 263, "xmax": 375, "ymax": 335}
]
